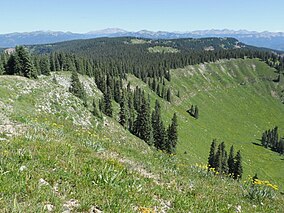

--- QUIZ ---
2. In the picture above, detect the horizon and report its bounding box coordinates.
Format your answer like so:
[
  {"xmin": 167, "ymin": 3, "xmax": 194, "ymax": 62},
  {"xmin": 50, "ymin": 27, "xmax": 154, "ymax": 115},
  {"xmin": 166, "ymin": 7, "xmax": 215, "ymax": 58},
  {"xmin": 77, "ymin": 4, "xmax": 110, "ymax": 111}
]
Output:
[
  {"xmin": 2, "ymin": 28, "xmax": 284, "ymax": 35},
  {"xmin": 1, "ymin": 0, "xmax": 284, "ymax": 34}
]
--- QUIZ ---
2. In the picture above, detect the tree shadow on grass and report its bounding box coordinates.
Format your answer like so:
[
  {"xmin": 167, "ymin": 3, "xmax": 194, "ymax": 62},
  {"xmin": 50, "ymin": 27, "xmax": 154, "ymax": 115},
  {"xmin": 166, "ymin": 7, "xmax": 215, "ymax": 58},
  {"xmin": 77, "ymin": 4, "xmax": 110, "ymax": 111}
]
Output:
[{"xmin": 251, "ymin": 142, "xmax": 262, "ymax": 147}]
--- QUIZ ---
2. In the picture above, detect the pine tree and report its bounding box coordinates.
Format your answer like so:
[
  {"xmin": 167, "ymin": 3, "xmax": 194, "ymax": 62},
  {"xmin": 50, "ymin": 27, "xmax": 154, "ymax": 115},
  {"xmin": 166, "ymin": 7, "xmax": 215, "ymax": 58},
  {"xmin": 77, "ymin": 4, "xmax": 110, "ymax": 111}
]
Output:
[
  {"xmin": 119, "ymin": 92, "xmax": 127, "ymax": 128},
  {"xmin": 277, "ymin": 138, "xmax": 284, "ymax": 154},
  {"xmin": 69, "ymin": 71, "xmax": 87, "ymax": 106},
  {"xmin": 166, "ymin": 113, "xmax": 178, "ymax": 154},
  {"xmin": 234, "ymin": 150, "xmax": 243, "ymax": 179},
  {"xmin": 152, "ymin": 100, "xmax": 166, "ymax": 150},
  {"xmin": 221, "ymin": 150, "xmax": 228, "ymax": 174},
  {"xmin": 166, "ymin": 88, "xmax": 171, "ymax": 102},
  {"xmin": 103, "ymin": 86, "xmax": 113, "ymax": 117},
  {"xmin": 39, "ymin": 56, "xmax": 51, "ymax": 76},
  {"xmin": 190, "ymin": 105, "xmax": 194, "ymax": 115},
  {"xmin": 134, "ymin": 95, "xmax": 152, "ymax": 144},
  {"xmin": 17, "ymin": 46, "xmax": 37, "ymax": 78},
  {"xmin": 261, "ymin": 131, "xmax": 268, "ymax": 148},
  {"xmin": 214, "ymin": 142, "xmax": 227, "ymax": 174},
  {"xmin": 0, "ymin": 59, "xmax": 4, "ymax": 75},
  {"xmin": 228, "ymin": 145, "xmax": 235, "ymax": 176},
  {"xmin": 208, "ymin": 139, "xmax": 217, "ymax": 169},
  {"xmin": 6, "ymin": 46, "xmax": 37, "ymax": 78},
  {"xmin": 92, "ymin": 99, "xmax": 99, "ymax": 117}
]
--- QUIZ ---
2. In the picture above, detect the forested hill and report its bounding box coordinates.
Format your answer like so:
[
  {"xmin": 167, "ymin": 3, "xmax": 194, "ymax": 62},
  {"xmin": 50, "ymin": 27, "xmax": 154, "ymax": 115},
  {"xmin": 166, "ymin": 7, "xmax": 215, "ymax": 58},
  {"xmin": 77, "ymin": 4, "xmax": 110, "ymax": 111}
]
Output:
[{"xmin": 30, "ymin": 37, "xmax": 246, "ymax": 53}]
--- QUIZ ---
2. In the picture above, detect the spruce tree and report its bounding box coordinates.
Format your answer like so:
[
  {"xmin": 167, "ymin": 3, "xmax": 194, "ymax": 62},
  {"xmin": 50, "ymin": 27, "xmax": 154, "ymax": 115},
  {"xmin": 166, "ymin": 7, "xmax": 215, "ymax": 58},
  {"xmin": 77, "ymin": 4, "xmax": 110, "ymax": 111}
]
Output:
[
  {"xmin": 119, "ymin": 92, "xmax": 127, "ymax": 128},
  {"xmin": 103, "ymin": 86, "xmax": 113, "ymax": 117},
  {"xmin": 166, "ymin": 88, "xmax": 171, "ymax": 102},
  {"xmin": 228, "ymin": 145, "xmax": 235, "ymax": 176},
  {"xmin": 208, "ymin": 139, "xmax": 217, "ymax": 169},
  {"xmin": 17, "ymin": 46, "xmax": 37, "ymax": 78},
  {"xmin": 261, "ymin": 131, "xmax": 268, "ymax": 148},
  {"xmin": 152, "ymin": 100, "xmax": 166, "ymax": 150},
  {"xmin": 0, "ymin": 60, "xmax": 4, "ymax": 75},
  {"xmin": 166, "ymin": 113, "xmax": 178, "ymax": 154},
  {"xmin": 69, "ymin": 71, "xmax": 87, "ymax": 106},
  {"xmin": 214, "ymin": 142, "xmax": 227, "ymax": 174},
  {"xmin": 234, "ymin": 150, "xmax": 243, "ymax": 179},
  {"xmin": 39, "ymin": 56, "xmax": 51, "ymax": 76},
  {"xmin": 189, "ymin": 105, "xmax": 194, "ymax": 115},
  {"xmin": 134, "ymin": 95, "xmax": 152, "ymax": 144},
  {"xmin": 92, "ymin": 99, "xmax": 99, "ymax": 117},
  {"xmin": 277, "ymin": 138, "xmax": 284, "ymax": 154}
]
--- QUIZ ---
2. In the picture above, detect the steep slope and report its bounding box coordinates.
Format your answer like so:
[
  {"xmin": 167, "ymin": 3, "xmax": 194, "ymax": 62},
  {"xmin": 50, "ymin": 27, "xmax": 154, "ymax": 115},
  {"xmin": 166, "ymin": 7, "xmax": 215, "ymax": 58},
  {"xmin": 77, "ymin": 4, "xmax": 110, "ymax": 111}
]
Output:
[
  {"xmin": 0, "ymin": 60, "xmax": 284, "ymax": 212},
  {"xmin": 171, "ymin": 59, "xmax": 284, "ymax": 183},
  {"xmin": 125, "ymin": 58, "xmax": 284, "ymax": 187}
]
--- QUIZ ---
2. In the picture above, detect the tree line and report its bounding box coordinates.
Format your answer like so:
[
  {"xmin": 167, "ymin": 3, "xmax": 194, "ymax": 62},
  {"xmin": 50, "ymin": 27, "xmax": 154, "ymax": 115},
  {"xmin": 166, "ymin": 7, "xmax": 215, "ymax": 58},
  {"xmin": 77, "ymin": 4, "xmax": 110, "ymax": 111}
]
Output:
[{"xmin": 68, "ymin": 69, "xmax": 178, "ymax": 154}]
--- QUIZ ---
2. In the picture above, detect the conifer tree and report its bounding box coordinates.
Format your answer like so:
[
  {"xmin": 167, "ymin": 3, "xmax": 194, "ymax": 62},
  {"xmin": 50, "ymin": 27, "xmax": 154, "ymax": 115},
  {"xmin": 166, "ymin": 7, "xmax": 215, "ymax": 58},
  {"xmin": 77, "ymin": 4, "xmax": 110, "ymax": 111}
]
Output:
[
  {"xmin": 208, "ymin": 139, "xmax": 217, "ymax": 169},
  {"xmin": 127, "ymin": 93, "xmax": 135, "ymax": 133},
  {"xmin": 261, "ymin": 131, "xmax": 268, "ymax": 148},
  {"xmin": 166, "ymin": 113, "xmax": 178, "ymax": 154},
  {"xmin": 134, "ymin": 95, "xmax": 152, "ymax": 144},
  {"xmin": 228, "ymin": 145, "xmax": 235, "ymax": 176},
  {"xmin": 234, "ymin": 150, "xmax": 243, "ymax": 179},
  {"xmin": 152, "ymin": 100, "xmax": 166, "ymax": 150},
  {"xmin": 6, "ymin": 46, "xmax": 37, "ymax": 78},
  {"xmin": 0, "ymin": 60, "xmax": 4, "ymax": 75},
  {"xmin": 69, "ymin": 71, "xmax": 87, "ymax": 106},
  {"xmin": 103, "ymin": 85, "xmax": 113, "ymax": 117},
  {"xmin": 214, "ymin": 142, "xmax": 227, "ymax": 174},
  {"xmin": 189, "ymin": 105, "xmax": 194, "ymax": 115},
  {"xmin": 92, "ymin": 99, "xmax": 99, "ymax": 117},
  {"xmin": 277, "ymin": 138, "xmax": 284, "ymax": 154},
  {"xmin": 119, "ymin": 92, "xmax": 127, "ymax": 128},
  {"xmin": 166, "ymin": 88, "xmax": 171, "ymax": 102},
  {"xmin": 39, "ymin": 56, "xmax": 51, "ymax": 76}
]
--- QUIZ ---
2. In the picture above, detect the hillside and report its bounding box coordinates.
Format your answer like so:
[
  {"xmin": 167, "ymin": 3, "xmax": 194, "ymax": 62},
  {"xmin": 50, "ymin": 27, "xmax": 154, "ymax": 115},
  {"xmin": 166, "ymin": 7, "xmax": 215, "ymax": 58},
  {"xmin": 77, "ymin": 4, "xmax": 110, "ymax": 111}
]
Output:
[
  {"xmin": 1, "ymin": 29, "xmax": 284, "ymax": 51},
  {"xmin": 0, "ymin": 57, "xmax": 284, "ymax": 212}
]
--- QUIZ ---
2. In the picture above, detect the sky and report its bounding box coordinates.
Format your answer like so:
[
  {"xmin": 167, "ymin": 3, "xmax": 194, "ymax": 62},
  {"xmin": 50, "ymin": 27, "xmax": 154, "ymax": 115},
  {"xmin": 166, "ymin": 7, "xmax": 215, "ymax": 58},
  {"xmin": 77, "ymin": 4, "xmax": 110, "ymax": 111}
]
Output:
[{"xmin": 1, "ymin": 0, "xmax": 284, "ymax": 34}]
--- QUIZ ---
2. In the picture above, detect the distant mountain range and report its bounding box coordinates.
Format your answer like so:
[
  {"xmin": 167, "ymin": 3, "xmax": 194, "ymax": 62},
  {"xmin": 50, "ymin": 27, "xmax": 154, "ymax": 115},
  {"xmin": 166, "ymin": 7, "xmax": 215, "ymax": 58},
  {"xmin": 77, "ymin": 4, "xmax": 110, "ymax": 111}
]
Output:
[{"xmin": 1, "ymin": 28, "xmax": 284, "ymax": 51}]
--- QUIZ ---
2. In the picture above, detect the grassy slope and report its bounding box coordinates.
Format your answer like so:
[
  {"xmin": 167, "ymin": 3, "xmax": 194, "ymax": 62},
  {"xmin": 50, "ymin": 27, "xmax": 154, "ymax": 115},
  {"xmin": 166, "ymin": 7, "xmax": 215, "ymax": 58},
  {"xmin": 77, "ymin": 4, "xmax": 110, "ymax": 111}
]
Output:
[
  {"xmin": 127, "ymin": 58, "xmax": 284, "ymax": 187},
  {"xmin": 162, "ymin": 58, "xmax": 284, "ymax": 186},
  {"xmin": 0, "ymin": 59, "xmax": 284, "ymax": 212}
]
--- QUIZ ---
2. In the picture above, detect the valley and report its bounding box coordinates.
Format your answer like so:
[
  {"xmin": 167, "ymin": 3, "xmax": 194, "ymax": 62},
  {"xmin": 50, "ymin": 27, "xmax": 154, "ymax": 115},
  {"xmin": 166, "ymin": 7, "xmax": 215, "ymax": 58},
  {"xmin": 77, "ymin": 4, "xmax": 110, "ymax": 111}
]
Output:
[{"xmin": 0, "ymin": 37, "xmax": 283, "ymax": 212}]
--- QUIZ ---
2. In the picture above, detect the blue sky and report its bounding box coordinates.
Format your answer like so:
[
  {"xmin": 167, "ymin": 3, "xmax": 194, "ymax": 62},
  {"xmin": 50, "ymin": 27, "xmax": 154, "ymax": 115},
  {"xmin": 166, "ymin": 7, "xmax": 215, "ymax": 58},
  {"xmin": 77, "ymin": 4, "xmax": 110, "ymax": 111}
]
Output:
[{"xmin": 1, "ymin": 0, "xmax": 284, "ymax": 33}]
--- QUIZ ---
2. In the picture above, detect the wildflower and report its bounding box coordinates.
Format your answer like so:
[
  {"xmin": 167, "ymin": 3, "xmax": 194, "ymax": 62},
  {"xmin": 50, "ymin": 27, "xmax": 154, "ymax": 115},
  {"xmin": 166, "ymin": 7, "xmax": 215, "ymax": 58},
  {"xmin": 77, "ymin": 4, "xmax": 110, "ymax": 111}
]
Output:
[{"xmin": 138, "ymin": 207, "xmax": 154, "ymax": 213}]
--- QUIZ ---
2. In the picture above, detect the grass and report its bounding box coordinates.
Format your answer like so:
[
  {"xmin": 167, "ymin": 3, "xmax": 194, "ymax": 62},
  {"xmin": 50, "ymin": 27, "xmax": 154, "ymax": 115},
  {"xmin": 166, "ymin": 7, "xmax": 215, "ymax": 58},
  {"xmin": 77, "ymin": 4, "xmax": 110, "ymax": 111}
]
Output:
[
  {"xmin": 126, "ymin": 58, "xmax": 284, "ymax": 188},
  {"xmin": 165, "ymin": 58, "xmax": 284, "ymax": 187},
  {"xmin": 0, "ymin": 58, "xmax": 284, "ymax": 212},
  {"xmin": 148, "ymin": 46, "xmax": 179, "ymax": 53},
  {"xmin": 130, "ymin": 39, "xmax": 149, "ymax": 44}
]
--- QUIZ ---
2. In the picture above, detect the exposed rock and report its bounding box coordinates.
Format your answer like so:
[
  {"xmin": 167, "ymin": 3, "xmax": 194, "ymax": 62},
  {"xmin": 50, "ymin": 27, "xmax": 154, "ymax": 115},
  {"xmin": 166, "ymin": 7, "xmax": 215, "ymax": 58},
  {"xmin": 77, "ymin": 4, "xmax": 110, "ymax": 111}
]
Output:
[
  {"xmin": 39, "ymin": 178, "xmax": 50, "ymax": 186},
  {"xmin": 19, "ymin": 165, "xmax": 27, "ymax": 172},
  {"xmin": 44, "ymin": 203, "xmax": 55, "ymax": 212},
  {"xmin": 63, "ymin": 199, "xmax": 80, "ymax": 212}
]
